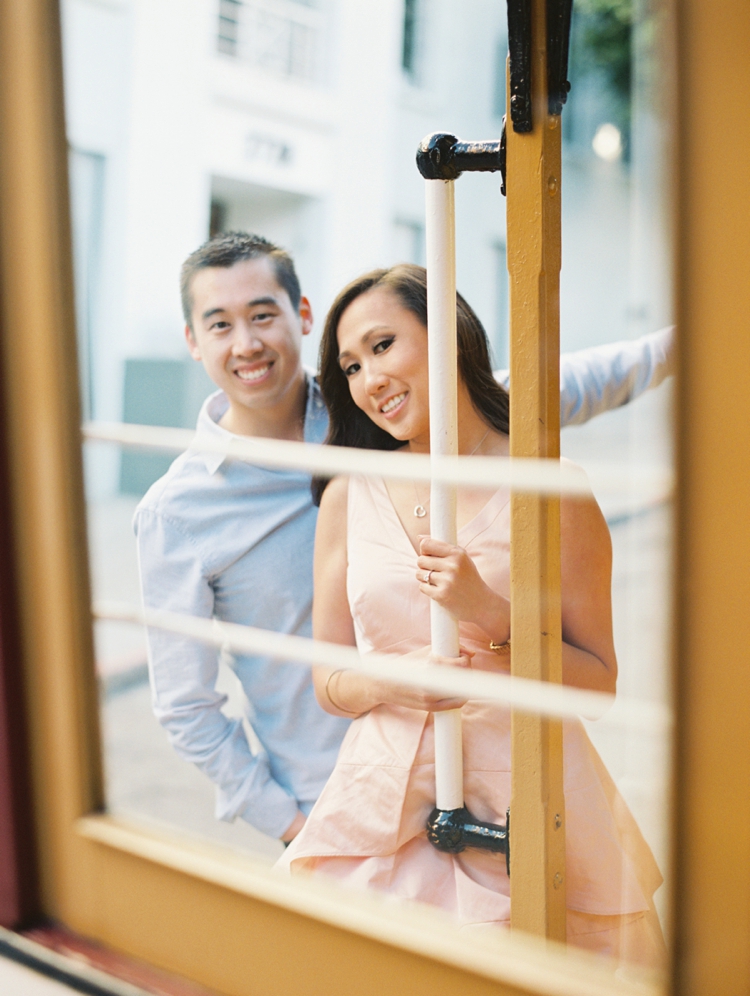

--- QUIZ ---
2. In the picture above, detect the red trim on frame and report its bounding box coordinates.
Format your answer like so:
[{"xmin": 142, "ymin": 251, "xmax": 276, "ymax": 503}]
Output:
[
  {"xmin": 0, "ymin": 356, "xmax": 38, "ymax": 927},
  {"xmin": 23, "ymin": 924, "xmax": 220, "ymax": 996}
]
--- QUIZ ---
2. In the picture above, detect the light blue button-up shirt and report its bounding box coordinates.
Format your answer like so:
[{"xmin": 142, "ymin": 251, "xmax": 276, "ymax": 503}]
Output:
[
  {"xmin": 495, "ymin": 326, "xmax": 674, "ymax": 424},
  {"xmin": 134, "ymin": 329, "xmax": 673, "ymax": 839},
  {"xmin": 134, "ymin": 375, "xmax": 350, "ymax": 838}
]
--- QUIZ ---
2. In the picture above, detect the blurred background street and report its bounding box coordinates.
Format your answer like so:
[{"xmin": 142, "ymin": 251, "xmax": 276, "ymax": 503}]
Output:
[{"xmin": 69, "ymin": 0, "xmax": 675, "ymax": 924}]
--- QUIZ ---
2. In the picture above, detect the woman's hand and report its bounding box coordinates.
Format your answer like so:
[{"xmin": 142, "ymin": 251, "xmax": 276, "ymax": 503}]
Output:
[
  {"xmin": 416, "ymin": 536, "xmax": 510, "ymax": 643},
  {"xmin": 370, "ymin": 646, "xmax": 476, "ymax": 712},
  {"xmin": 315, "ymin": 648, "xmax": 474, "ymax": 716},
  {"xmin": 373, "ymin": 647, "xmax": 474, "ymax": 711},
  {"xmin": 374, "ymin": 647, "xmax": 474, "ymax": 712}
]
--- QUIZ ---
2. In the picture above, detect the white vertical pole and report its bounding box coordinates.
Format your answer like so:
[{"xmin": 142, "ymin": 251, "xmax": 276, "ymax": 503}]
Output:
[{"xmin": 424, "ymin": 178, "xmax": 463, "ymax": 812}]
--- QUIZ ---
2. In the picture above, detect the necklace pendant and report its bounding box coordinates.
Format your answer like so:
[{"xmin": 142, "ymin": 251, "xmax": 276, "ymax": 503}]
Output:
[{"xmin": 414, "ymin": 504, "xmax": 427, "ymax": 518}]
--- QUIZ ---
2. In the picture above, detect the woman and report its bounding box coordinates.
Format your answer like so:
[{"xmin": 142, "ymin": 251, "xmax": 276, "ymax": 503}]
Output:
[{"xmin": 278, "ymin": 264, "xmax": 664, "ymax": 968}]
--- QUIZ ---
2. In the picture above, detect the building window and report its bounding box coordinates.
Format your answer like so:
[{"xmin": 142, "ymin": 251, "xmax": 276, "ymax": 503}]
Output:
[
  {"xmin": 402, "ymin": 0, "xmax": 418, "ymax": 75},
  {"xmin": 218, "ymin": 0, "xmax": 242, "ymax": 57},
  {"xmin": 209, "ymin": 199, "xmax": 227, "ymax": 238},
  {"xmin": 493, "ymin": 241, "xmax": 509, "ymax": 368},
  {"xmin": 402, "ymin": 0, "xmax": 425, "ymax": 83},
  {"xmin": 216, "ymin": 0, "xmax": 322, "ymax": 85},
  {"xmin": 68, "ymin": 148, "xmax": 106, "ymax": 421},
  {"xmin": 393, "ymin": 219, "xmax": 425, "ymax": 266},
  {"xmin": 493, "ymin": 37, "xmax": 507, "ymax": 119}
]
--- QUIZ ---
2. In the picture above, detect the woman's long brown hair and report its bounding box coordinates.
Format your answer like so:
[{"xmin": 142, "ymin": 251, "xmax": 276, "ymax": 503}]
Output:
[{"xmin": 313, "ymin": 263, "xmax": 509, "ymax": 505}]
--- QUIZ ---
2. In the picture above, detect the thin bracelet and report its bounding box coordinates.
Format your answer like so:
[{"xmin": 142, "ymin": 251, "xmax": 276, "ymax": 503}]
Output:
[
  {"xmin": 324, "ymin": 669, "xmax": 360, "ymax": 714},
  {"xmin": 489, "ymin": 638, "xmax": 511, "ymax": 655}
]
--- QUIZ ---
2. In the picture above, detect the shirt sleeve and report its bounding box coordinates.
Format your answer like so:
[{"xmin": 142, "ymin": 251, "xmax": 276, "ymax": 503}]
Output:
[
  {"xmin": 558, "ymin": 326, "xmax": 675, "ymax": 427},
  {"xmin": 493, "ymin": 326, "xmax": 675, "ymax": 428},
  {"xmin": 133, "ymin": 506, "xmax": 299, "ymax": 839}
]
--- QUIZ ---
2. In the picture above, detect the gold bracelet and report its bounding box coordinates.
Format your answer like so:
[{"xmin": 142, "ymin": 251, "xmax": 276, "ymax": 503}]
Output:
[
  {"xmin": 489, "ymin": 638, "xmax": 511, "ymax": 655},
  {"xmin": 324, "ymin": 669, "xmax": 360, "ymax": 714}
]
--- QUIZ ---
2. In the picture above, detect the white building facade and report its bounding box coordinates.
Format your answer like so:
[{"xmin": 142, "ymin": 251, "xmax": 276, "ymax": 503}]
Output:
[{"xmin": 62, "ymin": 0, "xmax": 669, "ymax": 496}]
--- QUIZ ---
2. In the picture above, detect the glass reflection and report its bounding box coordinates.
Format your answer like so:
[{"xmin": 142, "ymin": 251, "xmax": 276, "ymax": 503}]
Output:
[{"xmin": 66, "ymin": 0, "xmax": 673, "ymax": 973}]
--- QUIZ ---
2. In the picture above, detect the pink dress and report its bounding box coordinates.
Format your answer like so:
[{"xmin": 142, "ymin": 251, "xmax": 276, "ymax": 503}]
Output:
[{"xmin": 278, "ymin": 476, "xmax": 665, "ymax": 969}]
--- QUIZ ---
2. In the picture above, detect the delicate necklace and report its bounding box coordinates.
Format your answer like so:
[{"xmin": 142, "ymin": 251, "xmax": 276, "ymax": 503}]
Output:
[{"xmin": 412, "ymin": 429, "xmax": 491, "ymax": 517}]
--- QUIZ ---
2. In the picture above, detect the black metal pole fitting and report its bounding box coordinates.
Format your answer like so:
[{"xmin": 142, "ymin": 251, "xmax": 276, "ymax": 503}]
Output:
[
  {"xmin": 506, "ymin": 0, "xmax": 574, "ymax": 133},
  {"xmin": 416, "ymin": 132, "xmax": 505, "ymax": 182},
  {"xmin": 546, "ymin": 0, "xmax": 574, "ymax": 116},
  {"xmin": 426, "ymin": 806, "xmax": 510, "ymax": 877},
  {"xmin": 507, "ymin": 0, "xmax": 533, "ymax": 133}
]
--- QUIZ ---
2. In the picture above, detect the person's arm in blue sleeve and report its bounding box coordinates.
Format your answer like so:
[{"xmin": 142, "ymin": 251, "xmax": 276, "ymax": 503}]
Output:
[
  {"xmin": 494, "ymin": 326, "xmax": 675, "ymax": 427},
  {"xmin": 134, "ymin": 506, "xmax": 300, "ymax": 840}
]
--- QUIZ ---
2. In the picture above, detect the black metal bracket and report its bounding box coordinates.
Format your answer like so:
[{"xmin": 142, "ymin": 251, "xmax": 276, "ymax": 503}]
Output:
[
  {"xmin": 426, "ymin": 806, "xmax": 510, "ymax": 877},
  {"xmin": 499, "ymin": 121, "xmax": 507, "ymax": 196},
  {"xmin": 546, "ymin": 0, "xmax": 574, "ymax": 116},
  {"xmin": 506, "ymin": 0, "xmax": 574, "ymax": 133},
  {"xmin": 416, "ymin": 132, "xmax": 505, "ymax": 182},
  {"xmin": 419, "ymin": 0, "xmax": 573, "ymax": 191},
  {"xmin": 507, "ymin": 0, "xmax": 533, "ymax": 133}
]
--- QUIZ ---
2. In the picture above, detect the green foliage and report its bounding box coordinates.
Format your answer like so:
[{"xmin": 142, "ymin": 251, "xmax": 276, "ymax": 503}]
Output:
[{"xmin": 573, "ymin": 0, "xmax": 633, "ymax": 107}]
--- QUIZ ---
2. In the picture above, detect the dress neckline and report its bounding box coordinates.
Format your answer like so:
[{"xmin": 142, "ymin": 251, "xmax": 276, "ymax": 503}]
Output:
[{"xmin": 369, "ymin": 477, "xmax": 510, "ymax": 558}]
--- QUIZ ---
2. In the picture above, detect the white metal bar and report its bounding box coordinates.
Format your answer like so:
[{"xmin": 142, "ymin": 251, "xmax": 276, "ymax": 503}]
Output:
[
  {"xmin": 425, "ymin": 178, "xmax": 463, "ymax": 811},
  {"xmin": 94, "ymin": 600, "xmax": 670, "ymax": 732},
  {"xmin": 81, "ymin": 421, "xmax": 673, "ymax": 500}
]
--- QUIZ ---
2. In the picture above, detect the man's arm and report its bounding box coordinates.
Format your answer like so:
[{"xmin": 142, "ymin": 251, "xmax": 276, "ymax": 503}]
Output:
[
  {"xmin": 134, "ymin": 507, "xmax": 300, "ymax": 840},
  {"xmin": 494, "ymin": 326, "xmax": 675, "ymax": 427}
]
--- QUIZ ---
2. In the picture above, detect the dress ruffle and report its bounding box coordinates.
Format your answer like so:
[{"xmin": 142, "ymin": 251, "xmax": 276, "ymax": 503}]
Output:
[{"xmin": 278, "ymin": 702, "xmax": 662, "ymax": 921}]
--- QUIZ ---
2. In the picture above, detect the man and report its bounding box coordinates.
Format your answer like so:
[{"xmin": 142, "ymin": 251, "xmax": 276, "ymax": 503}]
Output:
[{"xmin": 135, "ymin": 232, "xmax": 674, "ymax": 843}]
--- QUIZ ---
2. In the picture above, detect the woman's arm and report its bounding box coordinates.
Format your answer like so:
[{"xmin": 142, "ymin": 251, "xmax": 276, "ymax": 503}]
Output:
[
  {"xmin": 558, "ymin": 491, "xmax": 617, "ymax": 694},
  {"xmin": 414, "ymin": 489, "xmax": 616, "ymax": 694},
  {"xmin": 312, "ymin": 477, "xmax": 468, "ymax": 717}
]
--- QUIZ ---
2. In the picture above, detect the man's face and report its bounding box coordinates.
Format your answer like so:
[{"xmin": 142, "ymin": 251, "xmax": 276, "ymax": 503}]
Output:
[{"xmin": 185, "ymin": 257, "xmax": 312, "ymax": 416}]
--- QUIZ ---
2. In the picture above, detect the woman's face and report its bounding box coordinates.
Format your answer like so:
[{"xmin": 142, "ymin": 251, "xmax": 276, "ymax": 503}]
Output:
[{"xmin": 336, "ymin": 287, "xmax": 430, "ymax": 444}]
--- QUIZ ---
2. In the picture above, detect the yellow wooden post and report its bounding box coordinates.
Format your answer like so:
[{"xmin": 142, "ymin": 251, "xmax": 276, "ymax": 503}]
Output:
[{"xmin": 507, "ymin": 0, "xmax": 566, "ymax": 941}]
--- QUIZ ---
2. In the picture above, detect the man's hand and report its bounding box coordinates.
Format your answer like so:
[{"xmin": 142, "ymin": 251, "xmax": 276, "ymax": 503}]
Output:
[{"xmin": 281, "ymin": 810, "xmax": 307, "ymax": 842}]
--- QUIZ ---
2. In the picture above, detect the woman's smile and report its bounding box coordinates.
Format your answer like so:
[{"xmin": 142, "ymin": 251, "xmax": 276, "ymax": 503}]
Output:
[
  {"xmin": 337, "ymin": 287, "xmax": 430, "ymax": 442},
  {"xmin": 379, "ymin": 390, "xmax": 409, "ymax": 417}
]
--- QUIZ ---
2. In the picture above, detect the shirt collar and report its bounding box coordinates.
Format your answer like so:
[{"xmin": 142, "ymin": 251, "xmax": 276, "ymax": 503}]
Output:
[
  {"xmin": 302, "ymin": 367, "xmax": 328, "ymax": 445},
  {"xmin": 193, "ymin": 391, "xmax": 232, "ymax": 475},
  {"xmin": 193, "ymin": 372, "xmax": 326, "ymax": 476}
]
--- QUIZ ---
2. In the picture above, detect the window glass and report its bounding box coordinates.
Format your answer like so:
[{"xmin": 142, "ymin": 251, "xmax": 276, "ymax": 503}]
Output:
[{"xmin": 65, "ymin": 0, "xmax": 673, "ymax": 973}]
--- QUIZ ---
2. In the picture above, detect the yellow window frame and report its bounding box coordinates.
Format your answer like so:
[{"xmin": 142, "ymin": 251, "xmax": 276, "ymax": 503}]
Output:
[{"xmin": 0, "ymin": 1, "xmax": 748, "ymax": 994}]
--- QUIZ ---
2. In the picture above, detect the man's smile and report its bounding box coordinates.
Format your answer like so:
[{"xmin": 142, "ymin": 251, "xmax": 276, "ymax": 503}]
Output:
[{"xmin": 234, "ymin": 362, "xmax": 274, "ymax": 383}]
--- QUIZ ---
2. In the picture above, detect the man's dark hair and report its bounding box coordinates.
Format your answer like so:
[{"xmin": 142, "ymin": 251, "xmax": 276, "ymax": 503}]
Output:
[{"xmin": 180, "ymin": 231, "xmax": 301, "ymax": 327}]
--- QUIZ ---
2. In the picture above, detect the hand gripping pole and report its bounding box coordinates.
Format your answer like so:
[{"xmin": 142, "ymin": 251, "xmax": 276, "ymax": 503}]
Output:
[{"xmin": 418, "ymin": 133, "xmax": 509, "ymax": 869}]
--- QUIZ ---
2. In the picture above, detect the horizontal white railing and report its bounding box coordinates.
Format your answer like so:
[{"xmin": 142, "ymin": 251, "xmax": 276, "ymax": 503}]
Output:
[
  {"xmin": 93, "ymin": 601, "xmax": 671, "ymax": 734},
  {"xmin": 83, "ymin": 422, "xmax": 673, "ymax": 499},
  {"xmin": 87, "ymin": 420, "xmax": 672, "ymax": 735}
]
